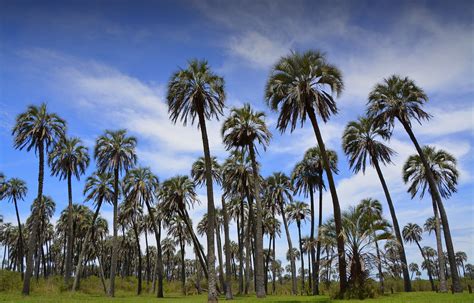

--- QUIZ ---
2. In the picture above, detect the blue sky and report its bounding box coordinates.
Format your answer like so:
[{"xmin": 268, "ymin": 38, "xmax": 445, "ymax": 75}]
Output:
[{"xmin": 1, "ymin": 0, "xmax": 473, "ymax": 276}]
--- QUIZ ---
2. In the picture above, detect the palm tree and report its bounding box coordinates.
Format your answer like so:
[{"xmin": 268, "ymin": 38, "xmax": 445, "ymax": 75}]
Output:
[
  {"xmin": 1, "ymin": 178, "xmax": 27, "ymax": 278},
  {"xmin": 72, "ymin": 172, "xmax": 114, "ymax": 291},
  {"xmin": 222, "ymin": 103, "xmax": 271, "ymax": 297},
  {"xmin": 368, "ymin": 75, "xmax": 461, "ymax": 292},
  {"xmin": 342, "ymin": 116, "xmax": 411, "ymax": 292},
  {"xmin": 409, "ymin": 263, "xmax": 419, "ymax": 280},
  {"xmin": 402, "ymin": 223, "xmax": 435, "ymax": 290},
  {"xmin": 455, "ymin": 252, "xmax": 467, "ymax": 277},
  {"xmin": 266, "ymin": 172, "xmax": 297, "ymax": 295},
  {"xmin": 0, "ymin": 172, "xmax": 6, "ymax": 198},
  {"xmin": 403, "ymin": 146, "xmax": 459, "ymax": 292},
  {"xmin": 12, "ymin": 103, "xmax": 66, "ymax": 295},
  {"xmin": 94, "ymin": 129, "xmax": 137, "ymax": 297},
  {"xmin": 286, "ymin": 201, "xmax": 310, "ymax": 294},
  {"xmin": 48, "ymin": 136, "xmax": 89, "ymax": 284},
  {"xmin": 265, "ymin": 50, "xmax": 347, "ymax": 294},
  {"xmin": 167, "ymin": 59, "xmax": 225, "ymax": 303}
]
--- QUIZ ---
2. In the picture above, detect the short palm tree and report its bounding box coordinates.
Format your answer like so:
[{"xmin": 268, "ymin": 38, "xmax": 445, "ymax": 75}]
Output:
[
  {"xmin": 403, "ymin": 146, "xmax": 458, "ymax": 292},
  {"xmin": 409, "ymin": 263, "xmax": 420, "ymax": 280},
  {"xmin": 48, "ymin": 136, "xmax": 89, "ymax": 284},
  {"xmin": 94, "ymin": 129, "xmax": 137, "ymax": 297},
  {"xmin": 12, "ymin": 103, "xmax": 66, "ymax": 295},
  {"xmin": 72, "ymin": 171, "xmax": 114, "ymax": 291},
  {"xmin": 402, "ymin": 223, "xmax": 435, "ymax": 290},
  {"xmin": 265, "ymin": 50, "xmax": 347, "ymax": 294},
  {"xmin": 167, "ymin": 59, "xmax": 225, "ymax": 303},
  {"xmin": 342, "ymin": 116, "xmax": 411, "ymax": 292},
  {"xmin": 367, "ymin": 75, "xmax": 461, "ymax": 292},
  {"xmin": 286, "ymin": 201, "xmax": 310, "ymax": 294},
  {"xmin": 1, "ymin": 178, "xmax": 27, "ymax": 279},
  {"xmin": 222, "ymin": 103, "xmax": 271, "ymax": 298},
  {"xmin": 266, "ymin": 172, "xmax": 297, "ymax": 295}
]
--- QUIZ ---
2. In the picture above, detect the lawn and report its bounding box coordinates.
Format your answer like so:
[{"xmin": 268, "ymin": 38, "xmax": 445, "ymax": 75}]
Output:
[{"xmin": 0, "ymin": 292, "xmax": 472, "ymax": 303}]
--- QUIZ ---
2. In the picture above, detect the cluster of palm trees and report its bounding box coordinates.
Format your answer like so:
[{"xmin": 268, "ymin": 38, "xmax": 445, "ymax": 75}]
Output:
[{"xmin": 0, "ymin": 49, "xmax": 470, "ymax": 300}]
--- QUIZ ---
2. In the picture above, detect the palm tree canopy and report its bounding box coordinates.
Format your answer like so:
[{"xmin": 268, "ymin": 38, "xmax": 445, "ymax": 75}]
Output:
[
  {"xmin": 2, "ymin": 178, "xmax": 28, "ymax": 203},
  {"xmin": 160, "ymin": 175, "xmax": 199, "ymax": 214},
  {"xmin": 402, "ymin": 223, "xmax": 423, "ymax": 244},
  {"xmin": 286, "ymin": 201, "xmax": 310, "ymax": 225},
  {"xmin": 403, "ymin": 145, "xmax": 458, "ymax": 199},
  {"xmin": 94, "ymin": 129, "xmax": 137, "ymax": 174},
  {"xmin": 357, "ymin": 198, "xmax": 383, "ymax": 221},
  {"xmin": 167, "ymin": 59, "xmax": 225, "ymax": 126},
  {"xmin": 83, "ymin": 172, "xmax": 115, "ymax": 207},
  {"xmin": 265, "ymin": 50, "xmax": 343, "ymax": 132},
  {"xmin": 291, "ymin": 157, "xmax": 321, "ymax": 197},
  {"xmin": 48, "ymin": 136, "xmax": 90, "ymax": 181},
  {"xmin": 266, "ymin": 172, "xmax": 293, "ymax": 208},
  {"xmin": 342, "ymin": 116, "xmax": 395, "ymax": 173},
  {"xmin": 123, "ymin": 167, "xmax": 159, "ymax": 207},
  {"xmin": 222, "ymin": 103, "xmax": 271, "ymax": 151},
  {"xmin": 12, "ymin": 103, "xmax": 66, "ymax": 152},
  {"xmin": 367, "ymin": 75, "xmax": 430, "ymax": 128},
  {"xmin": 191, "ymin": 156, "xmax": 221, "ymax": 186}
]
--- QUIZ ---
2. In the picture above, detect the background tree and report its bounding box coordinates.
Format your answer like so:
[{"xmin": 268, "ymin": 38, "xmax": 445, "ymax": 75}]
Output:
[
  {"xmin": 167, "ymin": 59, "xmax": 225, "ymax": 303},
  {"xmin": 12, "ymin": 103, "xmax": 66, "ymax": 295},
  {"xmin": 265, "ymin": 50, "xmax": 347, "ymax": 294}
]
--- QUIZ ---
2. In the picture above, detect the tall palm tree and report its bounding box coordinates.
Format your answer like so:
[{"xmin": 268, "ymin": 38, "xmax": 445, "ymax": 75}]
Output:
[
  {"xmin": 266, "ymin": 172, "xmax": 297, "ymax": 295},
  {"xmin": 403, "ymin": 146, "xmax": 459, "ymax": 292},
  {"xmin": 48, "ymin": 136, "xmax": 89, "ymax": 284},
  {"xmin": 455, "ymin": 251, "xmax": 467, "ymax": 277},
  {"xmin": 342, "ymin": 116, "xmax": 411, "ymax": 292},
  {"xmin": 94, "ymin": 129, "xmax": 137, "ymax": 297},
  {"xmin": 12, "ymin": 103, "xmax": 66, "ymax": 295},
  {"xmin": 167, "ymin": 59, "xmax": 225, "ymax": 303},
  {"xmin": 402, "ymin": 223, "xmax": 435, "ymax": 291},
  {"xmin": 1, "ymin": 178, "xmax": 27, "ymax": 278},
  {"xmin": 409, "ymin": 263, "xmax": 420, "ymax": 280},
  {"xmin": 222, "ymin": 103, "xmax": 271, "ymax": 297},
  {"xmin": 367, "ymin": 75, "xmax": 461, "ymax": 292},
  {"xmin": 265, "ymin": 50, "xmax": 347, "ymax": 294},
  {"xmin": 72, "ymin": 171, "xmax": 114, "ymax": 291},
  {"xmin": 286, "ymin": 201, "xmax": 310, "ymax": 294}
]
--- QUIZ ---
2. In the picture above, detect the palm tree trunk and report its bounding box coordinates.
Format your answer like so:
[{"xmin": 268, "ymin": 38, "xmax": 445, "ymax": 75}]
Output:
[
  {"xmin": 244, "ymin": 203, "xmax": 252, "ymax": 295},
  {"xmin": 281, "ymin": 204, "xmax": 297, "ymax": 295},
  {"xmin": 132, "ymin": 219, "xmax": 142, "ymax": 295},
  {"xmin": 297, "ymin": 221, "xmax": 305, "ymax": 294},
  {"xmin": 216, "ymin": 223, "xmax": 225, "ymax": 292},
  {"xmin": 73, "ymin": 200, "xmax": 103, "ymax": 291},
  {"xmin": 307, "ymin": 107, "xmax": 347, "ymax": 294},
  {"xmin": 145, "ymin": 230, "xmax": 150, "ymax": 284},
  {"xmin": 108, "ymin": 166, "xmax": 119, "ymax": 297},
  {"xmin": 13, "ymin": 197, "xmax": 24, "ymax": 280},
  {"xmin": 237, "ymin": 214, "xmax": 244, "ymax": 294},
  {"xmin": 179, "ymin": 235, "xmax": 185, "ymax": 295},
  {"xmin": 64, "ymin": 172, "xmax": 74, "ymax": 285},
  {"xmin": 265, "ymin": 234, "xmax": 272, "ymax": 294},
  {"xmin": 180, "ymin": 208, "xmax": 209, "ymax": 277},
  {"xmin": 401, "ymin": 120, "xmax": 461, "ymax": 292},
  {"xmin": 221, "ymin": 196, "xmax": 233, "ymax": 299},
  {"xmin": 309, "ymin": 186, "xmax": 317, "ymax": 295},
  {"xmin": 416, "ymin": 240, "xmax": 435, "ymax": 291},
  {"xmin": 431, "ymin": 196, "xmax": 447, "ymax": 292},
  {"xmin": 373, "ymin": 233, "xmax": 384, "ymax": 294},
  {"xmin": 197, "ymin": 110, "xmax": 218, "ymax": 303},
  {"xmin": 22, "ymin": 140, "xmax": 44, "ymax": 295},
  {"xmin": 248, "ymin": 144, "xmax": 266, "ymax": 298},
  {"xmin": 373, "ymin": 158, "xmax": 412, "ymax": 292},
  {"xmin": 143, "ymin": 201, "xmax": 164, "ymax": 298},
  {"xmin": 315, "ymin": 173, "xmax": 323, "ymax": 295},
  {"xmin": 272, "ymin": 207, "xmax": 276, "ymax": 294}
]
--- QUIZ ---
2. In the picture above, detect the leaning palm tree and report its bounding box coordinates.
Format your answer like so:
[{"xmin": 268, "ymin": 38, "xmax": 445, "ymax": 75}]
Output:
[
  {"xmin": 12, "ymin": 103, "xmax": 66, "ymax": 295},
  {"xmin": 368, "ymin": 75, "xmax": 461, "ymax": 292},
  {"xmin": 1, "ymin": 178, "xmax": 27, "ymax": 279},
  {"xmin": 286, "ymin": 201, "xmax": 310, "ymax": 294},
  {"xmin": 222, "ymin": 103, "xmax": 271, "ymax": 298},
  {"xmin": 342, "ymin": 116, "xmax": 411, "ymax": 292},
  {"xmin": 265, "ymin": 50, "xmax": 347, "ymax": 294},
  {"xmin": 72, "ymin": 171, "xmax": 114, "ymax": 291},
  {"xmin": 94, "ymin": 129, "xmax": 137, "ymax": 297},
  {"xmin": 167, "ymin": 59, "xmax": 225, "ymax": 303},
  {"xmin": 266, "ymin": 172, "xmax": 297, "ymax": 295},
  {"xmin": 48, "ymin": 136, "xmax": 89, "ymax": 284},
  {"xmin": 403, "ymin": 146, "xmax": 458, "ymax": 292},
  {"xmin": 402, "ymin": 223, "xmax": 435, "ymax": 290}
]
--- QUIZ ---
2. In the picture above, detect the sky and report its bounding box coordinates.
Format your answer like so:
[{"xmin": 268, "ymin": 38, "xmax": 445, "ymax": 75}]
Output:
[{"xmin": 0, "ymin": 0, "xmax": 473, "ymax": 279}]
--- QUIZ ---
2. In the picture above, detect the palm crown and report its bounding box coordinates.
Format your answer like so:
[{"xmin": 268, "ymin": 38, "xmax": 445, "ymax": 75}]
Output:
[
  {"xmin": 265, "ymin": 50, "xmax": 343, "ymax": 131},
  {"xmin": 123, "ymin": 167, "xmax": 159, "ymax": 207},
  {"xmin": 49, "ymin": 136, "xmax": 90, "ymax": 181},
  {"xmin": 2, "ymin": 178, "xmax": 28, "ymax": 203},
  {"xmin": 403, "ymin": 146, "xmax": 458, "ymax": 199},
  {"xmin": 167, "ymin": 59, "xmax": 225, "ymax": 126},
  {"xmin": 94, "ymin": 129, "xmax": 137, "ymax": 175},
  {"xmin": 191, "ymin": 156, "xmax": 221, "ymax": 186},
  {"xmin": 83, "ymin": 172, "xmax": 115, "ymax": 207},
  {"xmin": 342, "ymin": 116, "xmax": 395, "ymax": 173}
]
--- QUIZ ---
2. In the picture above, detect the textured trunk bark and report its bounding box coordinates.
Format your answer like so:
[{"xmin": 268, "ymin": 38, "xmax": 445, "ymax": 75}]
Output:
[
  {"xmin": 272, "ymin": 207, "xmax": 276, "ymax": 294},
  {"xmin": 244, "ymin": 202, "xmax": 252, "ymax": 295},
  {"xmin": 197, "ymin": 110, "xmax": 218, "ymax": 302},
  {"xmin": 432, "ymin": 197, "xmax": 447, "ymax": 292},
  {"xmin": 297, "ymin": 221, "xmax": 305, "ymax": 294},
  {"xmin": 23, "ymin": 140, "xmax": 44, "ymax": 295},
  {"xmin": 216, "ymin": 223, "xmax": 225, "ymax": 292},
  {"xmin": 145, "ymin": 231, "xmax": 150, "ymax": 284},
  {"xmin": 64, "ymin": 172, "xmax": 74, "ymax": 285},
  {"xmin": 248, "ymin": 145, "xmax": 266, "ymax": 297},
  {"xmin": 373, "ymin": 158, "xmax": 412, "ymax": 292},
  {"xmin": 307, "ymin": 107, "xmax": 347, "ymax": 295},
  {"xmin": 281, "ymin": 204, "xmax": 297, "ymax": 295},
  {"xmin": 221, "ymin": 196, "xmax": 233, "ymax": 299},
  {"xmin": 401, "ymin": 119, "xmax": 461, "ymax": 292},
  {"xmin": 374, "ymin": 234, "xmax": 384, "ymax": 293},
  {"xmin": 309, "ymin": 186, "xmax": 316, "ymax": 295},
  {"xmin": 14, "ymin": 197, "xmax": 24, "ymax": 280},
  {"xmin": 315, "ymin": 171, "xmax": 323, "ymax": 295},
  {"xmin": 237, "ymin": 214, "xmax": 244, "ymax": 294},
  {"xmin": 108, "ymin": 166, "xmax": 119, "ymax": 297}
]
